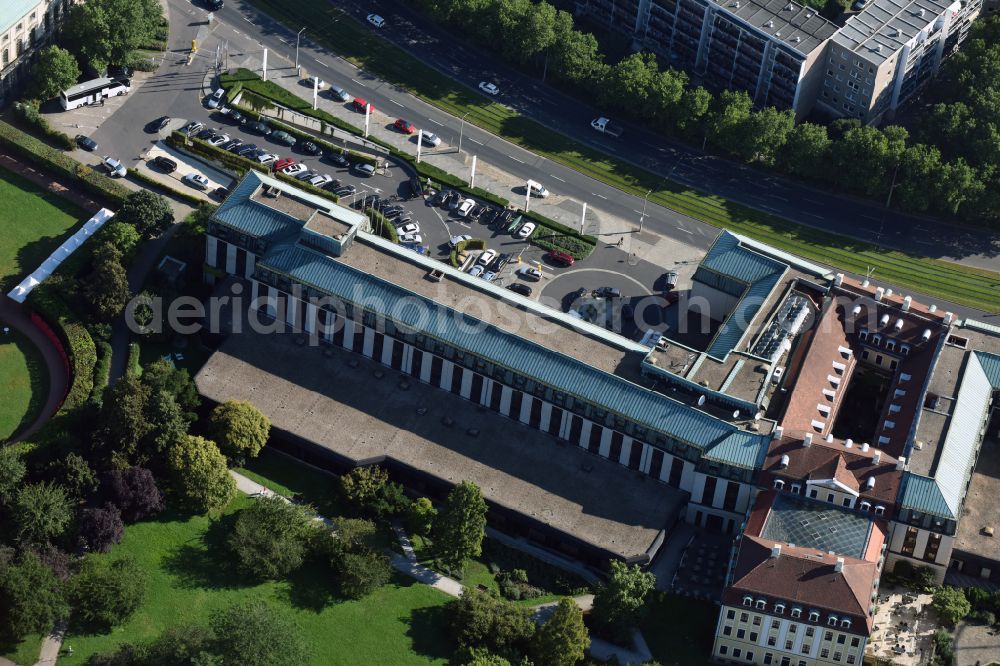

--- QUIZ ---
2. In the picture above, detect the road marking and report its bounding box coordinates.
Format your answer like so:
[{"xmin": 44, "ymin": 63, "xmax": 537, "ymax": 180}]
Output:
[
  {"xmin": 546, "ymin": 268, "xmax": 653, "ymax": 295},
  {"xmin": 804, "ymin": 212, "xmax": 825, "ymax": 219},
  {"xmin": 594, "ymin": 193, "xmax": 607, "ymax": 200},
  {"xmin": 676, "ymin": 226, "xmax": 694, "ymax": 234},
  {"xmin": 242, "ymin": 16, "xmax": 255, "ymax": 24},
  {"xmin": 279, "ymin": 38, "xmax": 290, "ymax": 45},
  {"xmin": 633, "ymin": 209, "xmax": 643, "ymax": 215},
  {"xmin": 550, "ymin": 175, "xmax": 565, "ymax": 182},
  {"xmin": 468, "ymin": 138, "xmax": 483, "ymax": 145},
  {"xmin": 389, "ymin": 99, "xmax": 404, "ymax": 107},
  {"xmin": 428, "ymin": 118, "xmax": 443, "ymax": 126},
  {"xmin": 351, "ymin": 78, "xmax": 365, "ymax": 86},
  {"xmin": 508, "ymin": 155, "xmax": 524, "ymax": 163},
  {"xmin": 317, "ymin": 60, "xmax": 331, "ymax": 68}
]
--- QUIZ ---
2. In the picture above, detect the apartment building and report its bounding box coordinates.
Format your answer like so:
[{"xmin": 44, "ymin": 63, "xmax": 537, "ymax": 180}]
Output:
[
  {"xmin": 576, "ymin": 0, "xmax": 980, "ymax": 123},
  {"xmin": 0, "ymin": 0, "xmax": 75, "ymax": 105}
]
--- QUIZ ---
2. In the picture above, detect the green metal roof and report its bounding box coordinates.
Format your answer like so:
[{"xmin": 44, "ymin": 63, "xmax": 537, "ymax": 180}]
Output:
[
  {"xmin": 975, "ymin": 351, "xmax": 1000, "ymax": 387},
  {"xmin": 0, "ymin": 0, "xmax": 40, "ymax": 34},
  {"xmin": 899, "ymin": 474, "xmax": 952, "ymax": 519},
  {"xmin": 258, "ymin": 241, "xmax": 772, "ymax": 466}
]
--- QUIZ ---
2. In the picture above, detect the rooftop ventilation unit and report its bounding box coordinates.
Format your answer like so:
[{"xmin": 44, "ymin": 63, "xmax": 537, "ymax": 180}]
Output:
[
  {"xmin": 827, "ymin": 374, "xmax": 841, "ymax": 386},
  {"xmin": 896, "ymin": 456, "xmax": 907, "ymax": 471},
  {"xmin": 944, "ymin": 311, "xmax": 954, "ymax": 325},
  {"xmin": 874, "ymin": 44, "xmax": 882, "ymax": 53},
  {"xmin": 875, "ymin": 287, "xmax": 885, "ymax": 301},
  {"xmin": 861, "ymin": 442, "xmax": 870, "ymax": 452},
  {"xmin": 885, "ymin": 288, "xmax": 894, "ymax": 299},
  {"xmin": 866, "ymin": 476, "xmax": 876, "ymax": 489},
  {"xmin": 793, "ymin": 35, "xmax": 800, "ymax": 42},
  {"xmin": 826, "ymin": 434, "xmax": 834, "ymax": 443},
  {"xmin": 835, "ymin": 558, "xmax": 845, "ymax": 572},
  {"xmin": 803, "ymin": 433, "xmax": 813, "ymax": 448},
  {"xmin": 928, "ymin": 304, "xmax": 937, "ymax": 313},
  {"xmin": 775, "ymin": 31, "xmax": 781, "ymax": 37},
  {"xmin": 780, "ymin": 454, "xmax": 790, "ymax": 468},
  {"xmin": 817, "ymin": 404, "xmax": 831, "ymax": 415},
  {"xmin": 806, "ymin": 12, "xmax": 812, "ymax": 17},
  {"xmin": 880, "ymin": 313, "xmax": 891, "ymax": 327},
  {"xmin": 845, "ymin": 439, "xmax": 854, "ymax": 448},
  {"xmin": 894, "ymin": 318, "xmax": 904, "ymax": 331},
  {"xmin": 772, "ymin": 544, "xmax": 783, "ymax": 558},
  {"xmin": 822, "ymin": 388, "xmax": 836, "ymax": 399},
  {"xmin": 895, "ymin": 27, "xmax": 903, "ymax": 37},
  {"xmin": 852, "ymin": 304, "xmax": 862, "ymax": 315},
  {"xmin": 873, "ymin": 451, "xmax": 881, "ymax": 464},
  {"xmin": 734, "ymin": 1, "xmax": 740, "ymax": 6},
  {"xmin": 766, "ymin": 19, "xmax": 775, "ymax": 27},
  {"xmin": 918, "ymin": 7, "xmax": 926, "ymax": 16},
  {"xmin": 812, "ymin": 420, "xmax": 826, "ymax": 431},
  {"xmin": 697, "ymin": 395, "xmax": 706, "ymax": 406},
  {"xmin": 902, "ymin": 295, "xmax": 912, "ymax": 311},
  {"xmin": 838, "ymin": 345, "xmax": 853, "ymax": 358},
  {"xmin": 921, "ymin": 328, "xmax": 932, "ymax": 342},
  {"xmin": 787, "ymin": 1, "xmax": 794, "ymax": 8},
  {"xmin": 835, "ymin": 273, "xmax": 844, "ymax": 286}
]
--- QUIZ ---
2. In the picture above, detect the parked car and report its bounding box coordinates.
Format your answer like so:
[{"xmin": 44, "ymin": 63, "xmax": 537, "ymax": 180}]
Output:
[
  {"xmin": 206, "ymin": 88, "xmax": 225, "ymax": 109},
  {"xmin": 409, "ymin": 176, "xmax": 423, "ymax": 199},
  {"xmin": 213, "ymin": 186, "xmax": 230, "ymax": 198},
  {"xmin": 469, "ymin": 204, "xmax": 485, "ymax": 221},
  {"xmin": 508, "ymin": 283, "xmax": 532, "ymax": 296},
  {"xmin": 297, "ymin": 140, "xmax": 321, "ymax": 155},
  {"xmin": 399, "ymin": 233, "xmax": 423, "ymax": 244},
  {"xmin": 246, "ymin": 121, "xmax": 271, "ymax": 135},
  {"xmin": 196, "ymin": 128, "xmax": 217, "ymax": 140},
  {"xmin": 545, "ymin": 250, "xmax": 574, "ymax": 267},
  {"xmin": 516, "ymin": 222, "xmax": 536, "ymax": 239},
  {"xmin": 494, "ymin": 253, "xmax": 511, "ymax": 271},
  {"xmin": 328, "ymin": 85, "xmax": 351, "ymax": 102},
  {"xmin": 429, "ymin": 190, "xmax": 448, "ymax": 206},
  {"xmin": 394, "ymin": 118, "xmax": 416, "ymax": 134},
  {"xmin": 482, "ymin": 271, "xmax": 497, "ymax": 282},
  {"xmin": 449, "ymin": 234, "xmax": 472, "ymax": 248},
  {"xmin": 182, "ymin": 121, "xmax": 204, "ymax": 135},
  {"xmin": 295, "ymin": 170, "xmax": 318, "ymax": 181},
  {"xmin": 274, "ymin": 157, "xmax": 296, "ymax": 171},
  {"xmin": 207, "ymin": 133, "xmax": 230, "ymax": 146},
  {"xmin": 478, "ymin": 249, "xmax": 497, "ymax": 266},
  {"xmin": 353, "ymin": 163, "xmax": 376, "ymax": 177},
  {"xmin": 397, "ymin": 222, "xmax": 420, "ymax": 236},
  {"xmin": 526, "ymin": 180, "xmax": 550, "ymax": 198},
  {"xmin": 457, "ymin": 199, "xmax": 476, "ymax": 217},
  {"xmin": 478, "ymin": 81, "xmax": 500, "ymax": 96},
  {"xmin": 517, "ymin": 266, "xmax": 542, "ymax": 281},
  {"xmin": 325, "ymin": 151, "xmax": 350, "ymax": 167},
  {"xmin": 205, "ymin": 0, "xmax": 224, "ymax": 9},
  {"xmin": 594, "ymin": 287, "xmax": 622, "ymax": 299},
  {"xmin": 332, "ymin": 184, "xmax": 356, "ymax": 196},
  {"xmin": 76, "ymin": 135, "xmax": 98, "ymax": 151},
  {"xmin": 447, "ymin": 193, "xmax": 463, "ymax": 210},
  {"xmin": 182, "ymin": 173, "xmax": 210, "ymax": 190},
  {"xmin": 851, "ymin": 0, "xmax": 867, "ymax": 8},
  {"xmin": 309, "ymin": 174, "xmax": 334, "ymax": 187},
  {"xmin": 237, "ymin": 144, "xmax": 259, "ymax": 156},
  {"xmin": 281, "ymin": 163, "xmax": 308, "ymax": 177},
  {"xmin": 256, "ymin": 153, "xmax": 278, "ymax": 165},
  {"xmin": 468, "ymin": 265, "xmax": 484, "ymax": 278},
  {"xmin": 351, "ymin": 98, "xmax": 371, "ymax": 113},
  {"xmin": 366, "ymin": 13, "xmax": 385, "ymax": 27},
  {"xmin": 222, "ymin": 139, "xmax": 244, "ymax": 151},
  {"xmin": 418, "ymin": 131, "xmax": 441, "ymax": 147},
  {"xmin": 151, "ymin": 156, "xmax": 177, "ymax": 173},
  {"xmin": 108, "ymin": 64, "xmax": 134, "ymax": 79},
  {"xmin": 146, "ymin": 116, "xmax": 171, "ymax": 133},
  {"xmin": 101, "ymin": 156, "xmax": 126, "ymax": 177},
  {"xmin": 271, "ymin": 130, "xmax": 296, "ymax": 146},
  {"xmin": 221, "ymin": 107, "xmax": 246, "ymax": 124}
]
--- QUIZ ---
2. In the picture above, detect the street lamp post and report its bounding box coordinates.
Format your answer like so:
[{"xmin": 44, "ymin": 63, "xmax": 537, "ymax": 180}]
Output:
[
  {"xmin": 295, "ymin": 27, "xmax": 307, "ymax": 72},
  {"xmin": 639, "ymin": 189, "xmax": 652, "ymax": 232},
  {"xmin": 458, "ymin": 111, "xmax": 470, "ymax": 154}
]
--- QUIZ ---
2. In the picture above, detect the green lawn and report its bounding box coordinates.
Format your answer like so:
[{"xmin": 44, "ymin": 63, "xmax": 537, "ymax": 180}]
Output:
[
  {"xmin": 58, "ymin": 494, "xmax": 454, "ymax": 665},
  {"xmin": 0, "ymin": 167, "xmax": 87, "ymax": 292},
  {"xmin": 242, "ymin": 0, "xmax": 1000, "ymax": 312},
  {"xmin": 236, "ymin": 447, "xmax": 346, "ymax": 518},
  {"xmin": 0, "ymin": 326, "xmax": 48, "ymax": 442}
]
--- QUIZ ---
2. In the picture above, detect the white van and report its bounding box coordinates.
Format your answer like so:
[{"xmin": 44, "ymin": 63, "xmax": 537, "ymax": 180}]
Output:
[{"xmin": 526, "ymin": 179, "xmax": 549, "ymax": 198}]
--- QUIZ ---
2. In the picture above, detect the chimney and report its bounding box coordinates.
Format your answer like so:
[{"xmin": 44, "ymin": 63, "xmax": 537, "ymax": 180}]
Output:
[
  {"xmin": 894, "ymin": 318, "xmax": 904, "ymax": 331},
  {"xmin": 772, "ymin": 544, "xmax": 782, "ymax": 558},
  {"xmin": 902, "ymin": 295, "xmax": 912, "ymax": 311},
  {"xmin": 803, "ymin": 433, "xmax": 813, "ymax": 448},
  {"xmin": 845, "ymin": 438, "xmax": 854, "ymax": 448},
  {"xmin": 921, "ymin": 328, "xmax": 932, "ymax": 342},
  {"xmin": 928, "ymin": 304, "xmax": 937, "ymax": 313},
  {"xmin": 862, "ymin": 278, "xmax": 870, "ymax": 288},
  {"xmin": 852, "ymin": 304, "xmax": 862, "ymax": 315},
  {"xmin": 835, "ymin": 273, "xmax": 844, "ymax": 287},
  {"xmin": 835, "ymin": 557, "xmax": 845, "ymax": 572},
  {"xmin": 880, "ymin": 313, "xmax": 890, "ymax": 327},
  {"xmin": 861, "ymin": 443, "xmax": 870, "ymax": 452},
  {"xmin": 885, "ymin": 289, "xmax": 893, "ymax": 299},
  {"xmin": 875, "ymin": 287, "xmax": 885, "ymax": 301},
  {"xmin": 780, "ymin": 454, "xmax": 790, "ymax": 469},
  {"xmin": 774, "ymin": 425, "xmax": 784, "ymax": 440},
  {"xmin": 896, "ymin": 456, "xmax": 907, "ymax": 471},
  {"xmin": 873, "ymin": 451, "xmax": 882, "ymax": 464},
  {"xmin": 866, "ymin": 476, "xmax": 876, "ymax": 490},
  {"xmin": 944, "ymin": 311, "xmax": 954, "ymax": 325},
  {"xmin": 826, "ymin": 434, "xmax": 834, "ymax": 443}
]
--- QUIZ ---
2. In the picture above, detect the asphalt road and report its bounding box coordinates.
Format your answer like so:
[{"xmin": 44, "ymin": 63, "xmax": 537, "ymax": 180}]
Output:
[{"xmin": 207, "ymin": 0, "xmax": 1000, "ymax": 272}]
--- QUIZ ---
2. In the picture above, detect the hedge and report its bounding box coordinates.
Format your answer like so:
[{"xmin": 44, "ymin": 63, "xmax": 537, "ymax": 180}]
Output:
[
  {"xmin": 532, "ymin": 233, "xmax": 595, "ymax": 260},
  {"xmin": 13, "ymin": 100, "xmax": 76, "ymax": 150},
  {"xmin": 449, "ymin": 238, "xmax": 485, "ymax": 266},
  {"xmin": 365, "ymin": 208, "xmax": 399, "ymax": 243},
  {"xmin": 90, "ymin": 340, "xmax": 112, "ymax": 405},
  {"xmin": 126, "ymin": 342, "xmax": 142, "ymax": 378},
  {"xmin": 27, "ymin": 285, "xmax": 97, "ymax": 415},
  {"xmin": 0, "ymin": 120, "xmax": 130, "ymax": 205},
  {"xmin": 127, "ymin": 167, "xmax": 204, "ymax": 206}
]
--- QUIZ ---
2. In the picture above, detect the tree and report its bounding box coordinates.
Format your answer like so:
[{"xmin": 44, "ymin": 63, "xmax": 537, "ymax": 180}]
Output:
[
  {"xmin": 167, "ymin": 436, "xmax": 235, "ymax": 514},
  {"xmin": 90, "ymin": 623, "xmax": 217, "ymax": 666},
  {"xmin": 323, "ymin": 517, "xmax": 393, "ymax": 598},
  {"xmin": 13, "ymin": 481, "xmax": 73, "ymax": 544},
  {"xmin": 706, "ymin": 90, "xmax": 753, "ymax": 157},
  {"xmin": 0, "ymin": 446, "xmax": 26, "ymax": 504},
  {"xmin": 97, "ymin": 374, "xmax": 152, "ymax": 464},
  {"xmin": 84, "ymin": 242, "xmax": 131, "ymax": 322},
  {"xmin": 605, "ymin": 52, "xmax": 659, "ymax": 111},
  {"xmin": 143, "ymin": 390, "xmax": 191, "ymax": 457},
  {"xmin": 776, "ymin": 122, "xmax": 831, "ymax": 180},
  {"xmin": 64, "ymin": 0, "xmax": 163, "ymax": 71},
  {"xmin": 407, "ymin": 496, "xmax": 437, "ymax": 538},
  {"xmin": 646, "ymin": 68, "xmax": 688, "ymax": 127},
  {"xmin": 432, "ymin": 481, "xmax": 488, "ymax": 570},
  {"xmin": 0, "ymin": 551, "xmax": 68, "ymax": 640},
  {"xmin": 210, "ymin": 598, "xmax": 310, "ymax": 666},
  {"xmin": 227, "ymin": 496, "xmax": 314, "ymax": 580},
  {"xmin": 117, "ymin": 189, "xmax": 175, "ymax": 239},
  {"xmin": 141, "ymin": 359, "xmax": 201, "ymax": 414},
  {"xmin": 448, "ymin": 588, "xmax": 535, "ymax": 656},
  {"xmin": 101, "ymin": 466, "xmax": 165, "ymax": 522},
  {"xmin": 737, "ymin": 107, "xmax": 794, "ymax": 164},
  {"xmin": 830, "ymin": 126, "xmax": 894, "ymax": 197},
  {"xmin": 29, "ymin": 46, "xmax": 80, "ymax": 101},
  {"xmin": 50, "ymin": 452, "xmax": 98, "ymax": 500},
  {"xmin": 591, "ymin": 560, "xmax": 656, "ymax": 638},
  {"xmin": 508, "ymin": 0, "xmax": 557, "ymax": 65},
  {"xmin": 673, "ymin": 86, "xmax": 712, "ymax": 133},
  {"xmin": 77, "ymin": 504, "xmax": 125, "ymax": 553},
  {"xmin": 339, "ymin": 465, "xmax": 410, "ymax": 517},
  {"xmin": 530, "ymin": 598, "xmax": 589, "ymax": 666},
  {"xmin": 896, "ymin": 143, "xmax": 944, "ymax": 213},
  {"xmin": 933, "ymin": 586, "xmax": 972, "ymax": 626},
  {"xmin": 70, "ymin": 556, "xmax": 146, "ymax": 630},
  {"xmin": 95, "ymin": 221, "xmax": 141, "ymax": 259},
  {"xmin": 208, "ymin": 400, "xmax": 271, "ymax": 463},
  {"xmin": 549, "ymin": 12, "xmax": 603, "ymax": 86}
]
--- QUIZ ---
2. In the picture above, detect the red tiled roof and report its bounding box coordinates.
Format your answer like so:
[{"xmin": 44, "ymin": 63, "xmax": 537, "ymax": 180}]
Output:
[{"xmin": 723, "ymin": 535, "xmax": 878, "ymax": 635}]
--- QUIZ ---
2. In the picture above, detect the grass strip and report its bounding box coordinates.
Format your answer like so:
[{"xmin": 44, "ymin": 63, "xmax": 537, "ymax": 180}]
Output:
[{"xmin": 241, "ymin": 0, "xmax": 1000, "ymax": 311}]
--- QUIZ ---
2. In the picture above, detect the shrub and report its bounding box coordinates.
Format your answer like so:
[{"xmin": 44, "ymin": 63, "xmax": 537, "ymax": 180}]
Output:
[
  {"xmin": 227, "ymin": 496, "xmax": 314, "ymax": 580},
  {"xmin": 127, "ymin": 167, "xmax": 204, "ymax": 205},
  {"xmin": 532, "ymin": 232, "xmax": 595, "ymax": 260},
  {"xmin": 407, "ymin": 497, "xmax": 437, "ymax": 538},
  {"xmin": 28, "ymin": 285, "xmax": 97, "ymax": 413},
  {"xmin": 933, "ymin": 586, "xmax": 972, "ymax": 626},
  {"xmin": 77, "ymin": 504, "xmax": 125, "ymax": 553},
  {"xmin": 365, "ymin": 208, "xmax": 399, "ymax": 243},
  {"xmin": 209, "ymin": 400, "xmax": 271, "ymax": 463},
  {"xmin": 0, "ymin": 551, "xmax": 69, "ymax": 640},
  {"xmin": 100, "ymin": 467, "xmax": 165, "ymax": 522},
  {"xmin": 210, "ymin": 598, "xmax": 311, "ymax": 666},
  {"xmin": 339, "ymin": 465, "xmax": 410, "ymax": 517},
  {"xmin": 13, "ymin": 100, "xmax": 75, "ymax": 149},
  {"xmin": 70, "ymin": 556, "xmax": 146, "ymax": 630},
  {"xmin": 167, "ymin": 435, "xmax": 236, "ymax": 514}
]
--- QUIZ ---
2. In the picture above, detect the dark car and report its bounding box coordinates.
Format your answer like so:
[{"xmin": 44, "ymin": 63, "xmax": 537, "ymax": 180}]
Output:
[
  {"xmin": 205, "ymin": 0, "xmax": 224, "ymax": 9},
  {"xmin": 237, "ymin": 144, "xmax": 259, "ymax": 156},
  {"xmin": 222, "ymin": 138, "xmax": 244, "ymax": 151},
  {"xmin": 429, "ymin": 190, "xmax": 448, "ymax": 206},
  {"xmin": 196, "ymin": 128, "xmax": 217, "ymax": 140},
  {"xmin": 213, "ymin": 186, "xmax": 230, "ymax": 199},
  {"xmin": 546, "ymin": 250, "xmax": 575, "ymax": 267},
  {"xmin": 409, "ymin": 176, "xmax": 423, "ymax": 199},
  {"xmin": 494, "ymin": 253, "xmax": 511, "ymax": 271},
  {"xmin": 75, "ymin": 135, "xmax": 98, "ymax": 151},
  {"xmin": 151, "ymin": 156, "xmax": 177, "ymax": 173},
  {"xmin": 469, "ymin": 204, "xmax": 485, "ymax": 221},
  {"xmin": 508, "ymin": 283, "xmax": 532, "ymax": 297},
  {"xmin": 594, "ymin": 287, "xmax": 622, "ymax": 299},
  {"xmin": 224, "ymin": 108, "xmax": 246, "ymax": 124},
  {"xmin": 246, "ymin": 121, "xmax": 272, "ymax": 135},
  {"xmin": 107, "ymin": 64, "xmax": 134, "ymax": 79},
  {"xmin": 297, "ymin": 140, "xmax": 321, "ymax": 155},
  {"xmin": 146, "ymin": 116, "xmax": 171, "ymax": 133},
  {"xmin": 325, "ymin": 151, "xmax": 350, "ymax": 168}
]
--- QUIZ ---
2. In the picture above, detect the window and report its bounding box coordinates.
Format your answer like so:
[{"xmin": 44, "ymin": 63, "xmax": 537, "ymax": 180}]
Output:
[
  {"xmin": 875, "ymin": 506, "xmax": 886, "ymax": 516},
  {"xmin": 764, "ymin": 655, "xmax": 773, "ymax": 665},
  {"xmin": 750, "ymin": 632, "xmax": 758, "ymax": 642},
  {"xmin": 791, "ymin": 483, "xmax": 801, "ymax": 495},
  {"xmin": 741, "ymin": 613, "xmax": 750, "ymax": 623},
  {"xmin": 720, "ymin": 646, "xmax": 729, "ymax": 656},
  {"xmin": 728, "ymin": 610, "xmax": 736, "ymax": 620},
  {"xmin": 733, "ymin": 649, "xmax": 742, "ymax": 659},
  {"xmin": 753, "ymin": 616, "xmax": 762, "ymax": 626},
  {"xmin": 805, "ymin": 627, "xmax": 814, "ymax": 637},
  {"xmin": 821, "ymin": 649, "xmax": 830, "ymax": 658},
  {"xmin": 737, "ymin": 629, "xmax": 746, "ymax": 640},
  {"xmin": 785, "ymin": 640, "xmax": 793, "ymax": 650},
  {"xmin": 847, "ymin": 656, "xmax": 857, "ymax": 664},
  {"xmin": 809, "ymin": 611, "xmax": 820, "ymax": 622},
  {"xmin": 851, "ymin": 637, "xmax": 860, "ymax": 648},
  {"xmin": 825, "ymin": 632, "xmax": 833, "ymax": 641},
  {"xmin": 775, "ymin": 603, "xmax": 785, "ymax": 614},
  {"xmin": 16, "ymin": 38, "xmax": 23, "ymax": 56},
  {"xmin": 809, "ymin": 489, "xmax": 818, "ymax": 499},
  {"xmin": 837, "ymin": 635, "xmax": 846, "ymax": 645},
  {"xmin": 788, "ymin": 625, "xmax": 797, "ymax": 634},
  {"xmin": 827, "ymin": 493, "xmax": 835, "ymax": 503},
  {"xmin": 828, "ymin": 615, "xmax": 838, "ymax": 626},
  {"xmin": 768, "ymin": 636, "xmax": 777, "ymax": 646},
  {"xmin": 791, "ymin": 607, "xmax": 802, "ymax": 619},
  {"xmin": 2, "ymin": 49, "xmax": 7, "ymax": 66},
  {"xmin": 774, "ymin": 479, "xmax": 785, "ymax": 490},
  {"xmin": 746, "ymin": 652, "xmax": 754, "ymax": 662},
  {"xmin": 772, "ymin": 620, "xmax": 780, "ymax": 630},
  {"xmin": 744, "ymin": 596, "xmax": 753, "ymax": 607},
  {"xmin": 756, "ymin": 600, "xmax": 767, "ymax": 610},
  {"xmin": 841, "ymin": 619, "xmax": 851, "ymax": 629},
  {"xmin": 724, "ymin": 626, "xmax": 733, "ymax": 636},
  {"xmin": 834, "ymin": 652, "xmax": 842, "ymax": 662},
  {"xmin": 843, "ymin": 497, "xmax": 852, "ymax": 508}
]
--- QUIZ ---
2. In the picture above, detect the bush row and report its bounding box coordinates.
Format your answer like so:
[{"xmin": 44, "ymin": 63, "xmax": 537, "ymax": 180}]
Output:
[
  {"xmin": 0, "ymin": 120, "xmax": 130, "ymax": 205},
  {"xmin": 365, "ymin": 208, "xmax": 399, "ymax": 243},
  {"xmin": 532, "ymin": 233, "xmax": 595, "ymax": 260},
  {"xmin": 90, "ymin": 341, "xmax": 112, "ymax": 405},
  {"xmin": 127, "ymin": 167, "xmax": 204, "ymax": 206},
  {"xmin": 13, "ymin": 101, "xmax": 76, "ymax": 150},
  {"xmin": 449, "ymin": 238, "xmax": 485, "ymax": 266},
  {"xmin": 27, "ymin": 285, "xmax": 97, "ymax": 414}
]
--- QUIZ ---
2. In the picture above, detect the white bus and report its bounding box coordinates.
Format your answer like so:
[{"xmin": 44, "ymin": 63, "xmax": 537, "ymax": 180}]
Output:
[{"xmin": 60, "ymin": 77, "xmax": 131, "ymax": 111}]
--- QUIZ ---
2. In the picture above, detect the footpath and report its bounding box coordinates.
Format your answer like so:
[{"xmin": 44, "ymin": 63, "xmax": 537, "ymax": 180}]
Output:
[{"xmin": 229, "ymin": 470, "xmax": 654, "ymax": 665}]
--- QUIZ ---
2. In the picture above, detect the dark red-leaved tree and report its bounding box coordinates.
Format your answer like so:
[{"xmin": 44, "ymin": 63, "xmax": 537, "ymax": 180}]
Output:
[
  {"xmin": 101, "ymin": 467, "xmax": 164, "ymax": 523},
  {"xmin": 78, "ymin": 504, "xmax": 125, "ymax": 553}
]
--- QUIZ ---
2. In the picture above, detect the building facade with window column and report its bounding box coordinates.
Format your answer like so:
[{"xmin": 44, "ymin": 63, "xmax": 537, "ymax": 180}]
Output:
[{"xmin": 0, "ymin": 0, "xmax": 77, "ymax": 105}]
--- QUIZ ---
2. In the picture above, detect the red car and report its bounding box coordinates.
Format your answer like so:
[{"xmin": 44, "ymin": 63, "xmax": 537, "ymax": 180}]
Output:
[
  {"xmin": 394, "ymin": 118, "xmax": 415, "ymax": 134},
  {"xmin": 545, "ymin": 250, "xmax": 575, "ymax": 267},
  {"xmin": 273, "ymin": 157, "xmax": 295, "ymax": 171},
  {"xmin": 352, "ymin": 98, "xmax": 372, "ymax": 113}
]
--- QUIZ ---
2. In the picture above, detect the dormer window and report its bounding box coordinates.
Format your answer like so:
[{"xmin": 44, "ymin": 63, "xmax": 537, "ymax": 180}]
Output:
[
  {"xmin": 791, "ymin": 483, "xmax": 801, "ymax": 494},
  {"xmin": 756, "ymin": 599, "xmax": 767, "ymax": 610},
  {"xmin": 774, "ymin": 479, "xmax": 785, "ymax": 490},
  {"xmin": 859, "ymin": 328, "xmax": 869, "ymax": 341},
  {"xmin": 860, "ymin": 501, "xmax": 871, "ymax": 512},
  {"xmin": 828, "ymin": 615, "xmax": 838, "ymax": 626},
  {"xmin": 841, "ymin": 619, "xmax": 851, "ymax": 629},
  {"xmin": 744, "ymin": 596, "xmax": 753, "ymax": 607},
  {"xmin": 809, "ymin": 610, "xmax": 820, "ymax": 622},
  {"xmin": 875, "ymin": 505, "xmax": 886, "ymax": 516},
  {"xmin": 790, "ymin": 607, "xmax": 801, "ymax": 618},
  {"xmin": 775, "ymin": 603, "xmax": 786, "ymax": 614}
]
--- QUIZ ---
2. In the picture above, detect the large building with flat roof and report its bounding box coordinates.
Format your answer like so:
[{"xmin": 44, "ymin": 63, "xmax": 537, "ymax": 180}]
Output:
[
  {"xmin": 195, "ymin": 173, "xmax": 1000, "ymax": 662},
  {"xmin": 0, "ymin": 0, "xmax": 76, "ymax": 105}
]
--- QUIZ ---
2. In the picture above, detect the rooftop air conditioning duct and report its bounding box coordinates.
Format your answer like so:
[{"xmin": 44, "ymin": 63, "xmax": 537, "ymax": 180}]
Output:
[{"xmin": 862, "ymin": 278, "xmax": 870, "ymax": 288}]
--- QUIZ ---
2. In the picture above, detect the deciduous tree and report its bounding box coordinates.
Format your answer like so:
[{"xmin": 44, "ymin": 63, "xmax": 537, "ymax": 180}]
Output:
[
  {"xmin": 591, "ymin": 560, "xmax": 656, "ymax": 638},
  {"xmin": 77, "ymin": 504, "xmax": 125, "ymax": 553},
  {"xmin": 407, "ymin": 496, "xmax": 437, "ymax": 538},
  {"xmin": 432, "ymin": 481, "xmax": 488, "ymax": 570},
  {"xmin": 29, "ymin": 46, "xmax": 80, "ymax": 101},
  {"xmin": 101, "ymin": 466, "xmax": 165, "ymax": 522},
  {"xmin": 776, "ymin": 122, "xmax": 831, "ymax": 180},
  {"xmin": 0, "ymin": 446, "xmax": 26, "ymax": 505},
  {"xmin": 208, "ymin": 400, "xmax": 271, "ymax": 463},
  {"xmin": 0, "ymin": 551, "xmax": 68, "ymax": 640},
  {"xmin": 117, "ymin": 190, "xmax": 175, "ymax": 239},
  {"xmin": 84, "ymin": 242, "xmax": 131, "ymax": 323},
  {"xmin": 13, "ymin": 481, "xmax": 73, "ymax": 544},
  {"xmin": 530, "ymin": 597, "xmax": 589, "ymax": 666},
  {"xmin": 227, "ymin": 496, "xmax": 314, "ymax": 580},
  {"xmin": 448, "ymin": 588, "xmax": 535, "ymax": 656},
  {"xmin": 70, "ymin": 556, "xmax": 146, "ymax": 630},
  {"xmin": 167, "ymin": 436, "xmax": 235, "ymax": 514},
  {"xmin": 933, "ymin": 586, "xmax": 972, "ymax": 626},
  {"xmin": 210, "ymin": 598, "xmax": 310, "ymax": 666}
]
